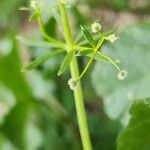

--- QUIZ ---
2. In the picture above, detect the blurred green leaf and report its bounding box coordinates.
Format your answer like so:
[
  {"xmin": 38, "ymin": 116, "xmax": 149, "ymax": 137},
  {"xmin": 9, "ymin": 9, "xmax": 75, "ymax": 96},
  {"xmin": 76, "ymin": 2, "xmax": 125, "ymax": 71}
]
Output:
[
  {"xmin": 26, "ymin": 71, "xmax": 55, "ymax": 99},
  {"xmin": 92, "ymin": 22, "xmax": 150, "ymax": 123},
  {"xmin": 17, "ymin": 36, "xmax": 57, "ymax": 48},
  {"xmin": 0, "ymin": 85, "xmax": 16, "ymax": 125},
  {"xmin": 25, "ymin": 121, "xmax": 43, "ymax": 150},
  {"xmin": 0, "ymin": 37, "xmax": 13, "ymax": 56},
  {"xmin": 0, "ymin": 37, "xmax": 32, "ymax": 149},
  {"xmin": 117, "ymin": 98, "xmax": 150, "ymax": 150},
  {"xmin": 0, "ymin": 133, "xmax": 17, "ymax": 150},
  {"xmin": 81, "ymin": 26, "xmax": 96, "ymax": 47},
  {"xmin": 24, "ymin": 49, "xmax": 64, "ymax": 71},
  {"xmin": 58, "ymin": 50, "xmax": 74, "ymax": 76},
  {"xmin": 0, "ymin": 0, "xmax": 27, "ymax": 30}
]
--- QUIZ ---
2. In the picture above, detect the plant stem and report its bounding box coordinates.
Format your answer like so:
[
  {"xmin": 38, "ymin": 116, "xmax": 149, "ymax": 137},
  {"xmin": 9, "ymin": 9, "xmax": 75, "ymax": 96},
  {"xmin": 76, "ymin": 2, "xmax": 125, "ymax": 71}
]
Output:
[
  {"xmin": 36, "ymin": 6, "xmax": 65, "ymax": 48},
  {"xmin": 77, "ymin": 37, "xmax": 105, "ymax": 81},
  {"xmin": 59, "ymin": 2, "xmax": 92, "ymax": 150}
]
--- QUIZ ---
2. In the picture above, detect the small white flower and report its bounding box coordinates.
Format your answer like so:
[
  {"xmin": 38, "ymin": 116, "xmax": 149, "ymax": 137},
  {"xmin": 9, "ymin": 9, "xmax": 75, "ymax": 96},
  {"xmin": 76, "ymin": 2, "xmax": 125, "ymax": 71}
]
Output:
[
  {"xmin": 106, "ymin": 33, "xmax": 119, "ymax": 43},
  {"xmin": 68, "ymin": 78, "xmax": 77, "ymax": 90},
  {"xmin": 31, "ymin": 0, "xmax": 36, "ymax": 8},
  {"xmin": 117, "ymin": 70, "xmax": 128, "ymax": 80},
  {"xmin": 91, "ymin": 22, "xmax": 101, "ymax": 33}
]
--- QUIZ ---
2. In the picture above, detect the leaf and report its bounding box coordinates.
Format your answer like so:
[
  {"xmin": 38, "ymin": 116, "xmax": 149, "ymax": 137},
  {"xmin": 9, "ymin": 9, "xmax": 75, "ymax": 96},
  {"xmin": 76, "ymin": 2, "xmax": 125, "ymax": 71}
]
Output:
[
  {"xmin": 0, "ymin": 38, "xmax": 32, "ymax": 148},
  {"xmin": 29, "ymin": 12, "xmax": 39, "ymax": 22},
  {"xmin": 24, "ymin": 49, "xmax": 64, "ymax": 71},
  {"xmin": 16, "ymin": 36, "xmax": 57, "ymax": 48},
  {"xmin": 76, "ymin": 49, "xmax": 93, "ymax": 56},
  {"xmin": 57, "ymin": 50, "xmax": 74, "ymax": 76},
  {"xmin": 117, "ymin": 98, "xmax": 150, "ymax": 150},
  {"xmin": 81, "ymin": 26, "xmax": 96, "ymax": 47},
  {"xmin": 92, "ymin": 22, "xmax": 150, "ymax": 123}
]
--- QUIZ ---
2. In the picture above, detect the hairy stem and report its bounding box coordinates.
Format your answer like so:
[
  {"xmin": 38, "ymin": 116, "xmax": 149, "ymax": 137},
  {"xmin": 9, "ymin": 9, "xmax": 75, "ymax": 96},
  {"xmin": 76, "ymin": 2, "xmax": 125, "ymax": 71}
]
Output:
[{"xmin": 59, "ymin": 2, "xmax": 92, "ymax": 150}]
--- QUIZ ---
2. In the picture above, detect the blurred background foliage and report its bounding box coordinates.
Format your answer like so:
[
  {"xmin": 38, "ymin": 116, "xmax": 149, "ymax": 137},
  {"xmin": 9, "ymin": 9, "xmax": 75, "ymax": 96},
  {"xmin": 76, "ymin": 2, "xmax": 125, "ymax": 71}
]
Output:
[{"xmin": 0, "ymin": 0, "xmax": 150, "ymax": 150}]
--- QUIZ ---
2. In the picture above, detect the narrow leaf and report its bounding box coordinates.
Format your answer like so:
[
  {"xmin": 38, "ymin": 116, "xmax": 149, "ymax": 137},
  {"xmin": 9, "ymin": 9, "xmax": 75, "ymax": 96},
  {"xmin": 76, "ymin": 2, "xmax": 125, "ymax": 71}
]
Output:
[
  {"xmin": 23, "ymin": 49, "xmax": 64, "ymax": 71},
  {"xmin": 16, "ymin": 36, "xmax": 57, "ymax": 48},
  {"xmin": 81, "ymin": 26, "xmax": 96, "ymax": 47},
  {"xmin": 57, "ymin": 50, "xmax": 74, "ymax": 76},
  {"xmin": 76, "ymin": 49, "xmax": 93, "ymax": 56}
]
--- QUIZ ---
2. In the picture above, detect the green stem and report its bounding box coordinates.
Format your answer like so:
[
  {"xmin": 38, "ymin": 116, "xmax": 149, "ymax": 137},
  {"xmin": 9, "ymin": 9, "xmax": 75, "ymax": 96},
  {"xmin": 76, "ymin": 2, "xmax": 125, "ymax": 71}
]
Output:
[
  {"xmin": 74, "ymin": 45, "xmax": 93, "ymax": 51},
  {"xmin": 36, "ymin": 6, "xmax": 65, "ymax": 48},
  {"xmin": 97, "ymin": 52, "xmax": 122, "ymax": 73},
  {"xmin": 77, "ymin": 37, "xmax": 105, "ymax": 81},
  {"xmin": 59, "ymin": 2, "xmax": 92, "ymax": 150},
  {"xmin": 59, "ymin": 3, "xmax": 73, "ymax": 47}
]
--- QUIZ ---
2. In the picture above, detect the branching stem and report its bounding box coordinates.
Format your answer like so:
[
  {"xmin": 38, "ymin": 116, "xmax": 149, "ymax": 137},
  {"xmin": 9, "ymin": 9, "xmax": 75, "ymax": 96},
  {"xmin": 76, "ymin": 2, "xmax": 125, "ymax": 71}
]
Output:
[{"xmin": 59, "ymin": 2, "xmax": 92, "ymax": 150}]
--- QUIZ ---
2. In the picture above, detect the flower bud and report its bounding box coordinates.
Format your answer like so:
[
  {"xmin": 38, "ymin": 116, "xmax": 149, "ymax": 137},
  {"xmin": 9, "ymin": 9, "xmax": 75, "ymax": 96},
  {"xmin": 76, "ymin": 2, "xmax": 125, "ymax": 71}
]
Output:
[
  {"xmin": 106, "ymin": 33, "xmax": 119, "ymax": 43},
  {"xmin": 91, "ymin": 22, "xmax": 101, "ymax": 33},
  {"xmin": 68, "ymin": 78, "xmax": 77, "ymax": 90},
  {"xmin": 117, "ymin": 70, "xmax": 128, "ymax": 80}
]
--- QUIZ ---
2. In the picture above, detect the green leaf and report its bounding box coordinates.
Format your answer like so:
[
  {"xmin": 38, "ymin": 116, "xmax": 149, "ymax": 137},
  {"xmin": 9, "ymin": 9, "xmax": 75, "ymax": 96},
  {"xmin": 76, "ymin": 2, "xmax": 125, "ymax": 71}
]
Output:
[
  {"xmin": 81, "ymin": 26, "xmax": 96, "ymax": 47},
  {"xmin": 76, "ymin": 49, "xmax": 93, "ymax": 56},
  {"xmin": 57, "ymin": 50, "xmax": 74, "ymax": 76},
  {"xmin": 117, "ymin": 98, "xmax": 150, "ymax": 150},
  {"xmin": 16, "ymin": 36, "xmax": 57, "ymax": 48},
  {"xmin": 24, "ymin": 49, "xmax": 64, "ymax": 71},
  {"xmin": 92, "ymin": 22, "xmax": 150, "ymax": 123},
  {"xmin": 29, "ymin": 12, "xmax": 39, "ymax": 22},
  {"xmin": 0, "ymin": 38, "xmax": 32, "ymax": 148}
]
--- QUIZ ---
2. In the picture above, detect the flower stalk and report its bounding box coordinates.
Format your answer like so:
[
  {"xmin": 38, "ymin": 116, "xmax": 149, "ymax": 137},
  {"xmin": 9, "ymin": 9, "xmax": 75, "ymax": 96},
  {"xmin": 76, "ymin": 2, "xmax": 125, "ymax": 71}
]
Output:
[{"xmin": 59, "ymin": 2, "xmax": 92, "ymax": 150}]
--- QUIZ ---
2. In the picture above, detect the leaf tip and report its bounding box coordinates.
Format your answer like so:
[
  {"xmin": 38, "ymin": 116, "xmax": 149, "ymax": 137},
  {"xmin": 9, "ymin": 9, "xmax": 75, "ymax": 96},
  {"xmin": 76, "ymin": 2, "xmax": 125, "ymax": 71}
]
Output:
[{"xmin": 57, "ymin": 71, "xmax": 62, "ymax": 76}]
